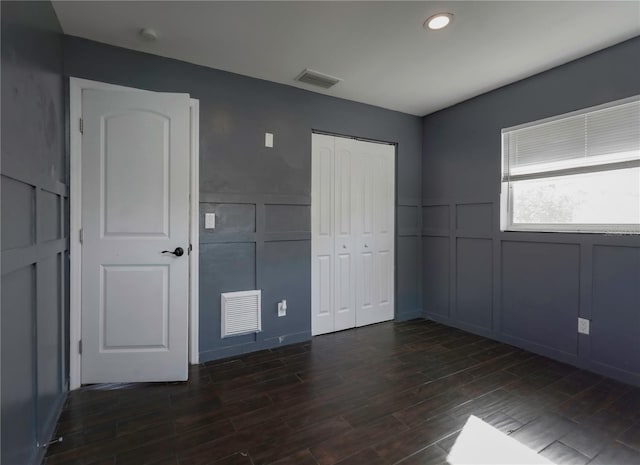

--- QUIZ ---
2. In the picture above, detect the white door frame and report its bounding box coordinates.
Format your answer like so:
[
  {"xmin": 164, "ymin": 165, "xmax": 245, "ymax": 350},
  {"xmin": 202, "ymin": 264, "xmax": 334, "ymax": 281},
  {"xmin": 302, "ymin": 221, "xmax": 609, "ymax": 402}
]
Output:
[{"xmin": 69, "ymin": 77, "xmax": 200, "ymax": 390}]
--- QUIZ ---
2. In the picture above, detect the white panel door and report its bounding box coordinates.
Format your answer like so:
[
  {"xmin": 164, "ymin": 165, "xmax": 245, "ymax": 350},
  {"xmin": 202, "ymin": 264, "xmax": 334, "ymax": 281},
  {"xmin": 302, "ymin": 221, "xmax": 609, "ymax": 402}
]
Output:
[
  {"xmin": 312, "ymin": 134, "xmax": 395, "ymax": 336},
  {"xmin": 81, "ymin": 89, "xmax": 190, "ymax": 383},
  {"xmin": 333, "ymin": 137, "xmax": 357, "ymax": 331},
  {"xmin": 355, "ymin": 141, "xmax": 395, "ymax": 327},
  {"xmin": 371, "ymin": 143, "xmax": 395, "ymax": 324},
  {"xmin": 353, "ymin": 142, "xmax": 376, "ymax": 326},
  {"xmin": 311, "ymin": 134, "xmax": 335, "ymax": 336}
]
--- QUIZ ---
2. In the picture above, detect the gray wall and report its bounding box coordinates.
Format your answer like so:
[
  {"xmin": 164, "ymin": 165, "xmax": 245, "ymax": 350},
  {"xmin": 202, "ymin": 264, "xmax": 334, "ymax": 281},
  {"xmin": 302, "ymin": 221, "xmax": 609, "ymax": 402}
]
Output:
[
  {"xmin": 422, "ymin": 36, "xmax": 640, "ymax": 386},
  {"xmin": 1, "ymin": 2, "xmax": 68, "ymax": 464},
  {"xmin": 63, "ymin": 36, "xmax": 424, "ymax": 362}
]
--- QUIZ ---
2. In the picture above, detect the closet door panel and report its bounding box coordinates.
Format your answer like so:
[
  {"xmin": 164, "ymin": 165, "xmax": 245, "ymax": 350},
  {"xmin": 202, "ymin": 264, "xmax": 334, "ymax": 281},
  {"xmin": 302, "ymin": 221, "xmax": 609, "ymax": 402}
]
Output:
[
  {"xmin": 359, "ymin": 151, "xmax": 375, "ymax": 241},
  {"xmin": 374, "ymin": 147, "xmax": 395, "ymax": 322},
  {"xmin": 333, "ymin": 138, "xmax": 356, "ymax": 331},
  {"xmin": 312, "ymin": 134, "xmax": 335, "ymax": 335},
  {"xmin": 354, "ymin": 144, "xmax": 377, "ymax": 326}
]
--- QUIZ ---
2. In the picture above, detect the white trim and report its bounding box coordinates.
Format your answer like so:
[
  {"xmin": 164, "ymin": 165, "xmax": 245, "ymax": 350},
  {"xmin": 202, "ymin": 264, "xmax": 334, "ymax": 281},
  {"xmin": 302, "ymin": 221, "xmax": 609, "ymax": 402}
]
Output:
[
  {"xmin": 189, "ymin": 100, "xmax": 200, "ymax": 364},
  {"xmin": 505, "ymin": 224, "xmax": 640, "ymax": 235},
  {"xmin": 68, "ymin": 77, "xmax": 200, "ymax": 390},
  {"xmin": 69, "ymin": 78, "xmax": 82, "ymax": 390}
]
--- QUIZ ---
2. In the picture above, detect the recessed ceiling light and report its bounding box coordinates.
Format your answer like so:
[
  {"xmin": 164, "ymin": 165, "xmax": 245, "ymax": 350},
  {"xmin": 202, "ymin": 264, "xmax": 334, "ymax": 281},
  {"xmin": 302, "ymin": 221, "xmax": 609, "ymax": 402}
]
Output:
[
  {"xmin": 138, "ymin": 28, "xmax": 158, "ymax": 42},
  {"xmin": 424, "ymin": 13, "xmax": 453, "ymax": 31}
]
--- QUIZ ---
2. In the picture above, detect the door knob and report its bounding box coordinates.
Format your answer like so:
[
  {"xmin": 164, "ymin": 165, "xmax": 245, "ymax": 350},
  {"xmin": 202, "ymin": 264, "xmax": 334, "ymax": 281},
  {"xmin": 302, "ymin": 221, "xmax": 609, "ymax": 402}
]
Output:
[
  {"xmin": 343, "ymin": 245, "xmax": 346, "ymax": 249},
  {"xmin": 364, "ymin": 244, "xmax": 369, "ymax": 248},
  {"xmin": 162, "ymin": 247, "xmax": 184, "ymax": 257}
]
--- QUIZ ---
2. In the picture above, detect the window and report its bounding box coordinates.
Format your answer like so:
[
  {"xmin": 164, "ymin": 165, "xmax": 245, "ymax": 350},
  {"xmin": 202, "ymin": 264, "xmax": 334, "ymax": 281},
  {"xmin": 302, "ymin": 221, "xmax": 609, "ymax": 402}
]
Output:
[{"xmin": 501, "ymin": 96, "xmax": 640, "ymax": 234}]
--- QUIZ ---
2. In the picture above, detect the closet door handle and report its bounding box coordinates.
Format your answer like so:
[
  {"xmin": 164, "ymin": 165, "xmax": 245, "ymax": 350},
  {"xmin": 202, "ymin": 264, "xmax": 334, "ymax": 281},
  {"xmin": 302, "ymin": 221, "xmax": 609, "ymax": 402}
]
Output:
[
  {"xmin": 342, "ymin": 245, "xmax": 346, "ymax": 249},
  {"xmin": 364, "ymin": 244, "xmax": 368, "ymax": 248}
]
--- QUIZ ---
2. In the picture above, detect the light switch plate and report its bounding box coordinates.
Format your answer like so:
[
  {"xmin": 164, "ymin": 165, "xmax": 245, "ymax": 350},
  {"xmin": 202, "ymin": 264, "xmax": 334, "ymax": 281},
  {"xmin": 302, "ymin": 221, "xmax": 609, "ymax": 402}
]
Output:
[
  {"xmin": 265, "ymin": 132, "xmax": 273, "ymax": 148},
  {"xmin": 205, "ymin": 213, "xmax": 216, "ymax": 229},
  {"xmin": 578, "ymin": 317, "xmax": 590, "ymax": 335},
  {"xmin": 277, "ymin": 299, "xmax": 287, "ymax": 317}
]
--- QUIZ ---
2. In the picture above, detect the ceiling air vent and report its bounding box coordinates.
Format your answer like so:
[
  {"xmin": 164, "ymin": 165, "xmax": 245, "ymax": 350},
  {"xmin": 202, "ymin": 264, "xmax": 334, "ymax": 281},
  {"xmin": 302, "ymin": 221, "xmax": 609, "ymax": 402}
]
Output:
[{"xmin": 295, "ymin": 69, "xmax": 342, "ymax": 89}]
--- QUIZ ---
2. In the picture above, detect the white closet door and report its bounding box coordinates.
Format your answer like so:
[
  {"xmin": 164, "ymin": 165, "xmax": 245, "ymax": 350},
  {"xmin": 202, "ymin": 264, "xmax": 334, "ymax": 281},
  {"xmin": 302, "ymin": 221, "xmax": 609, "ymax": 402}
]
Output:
[
  {"xmin": 312, "ymin": 134, "xmax": 395, "ymax": 336},
  {"xmin": 373, "ymin": 144, "xmax": 395, "ymax": 324},
  {"xmin": 333, "ymin": 137, "xmax": 357, "ymax": 331},
  {"xmin": 355, "ymin": 141, "xmax": 395, "ymax": 327},
  {"xmin": 311, "ymin": 134, "xmax": 335, "ymax": 336},
  {"xmin": 353, "ymin": 141, "xmax": 377, "ymax": 325}
]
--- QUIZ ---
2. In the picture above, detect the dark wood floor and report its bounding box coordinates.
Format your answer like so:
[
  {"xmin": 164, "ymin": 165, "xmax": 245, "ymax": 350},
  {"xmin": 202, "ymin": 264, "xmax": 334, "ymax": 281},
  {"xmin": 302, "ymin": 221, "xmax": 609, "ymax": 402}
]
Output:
[{"xmin": 45, "ymin": 320, "xmax": 640, "ymax": 465}]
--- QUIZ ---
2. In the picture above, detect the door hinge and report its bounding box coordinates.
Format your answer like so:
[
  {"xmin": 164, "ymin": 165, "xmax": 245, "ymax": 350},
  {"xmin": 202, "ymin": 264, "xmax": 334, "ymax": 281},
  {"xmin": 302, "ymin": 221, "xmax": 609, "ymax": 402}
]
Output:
[
  {"xmin": 78, "ymin": 340, "xmax": 83, "ymax": 354},
  {"xmin": 79, "ymin": 228, "xmax": 83, "ymax": 244},
  {"xmin": 79, "ymin": 118, "xmax": 84, "ymax": 134}
]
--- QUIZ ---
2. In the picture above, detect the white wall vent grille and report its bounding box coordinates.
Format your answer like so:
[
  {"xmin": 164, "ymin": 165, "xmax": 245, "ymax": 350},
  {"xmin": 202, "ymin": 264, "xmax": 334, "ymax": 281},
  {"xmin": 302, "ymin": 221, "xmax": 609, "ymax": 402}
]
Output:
[
  {"xmin": 295, "ymin": 69, "xmax": 342, "ymax": 89},
  {"xmin": 221, "ymin": 290, "xmax": 262, "ymax": 338}
]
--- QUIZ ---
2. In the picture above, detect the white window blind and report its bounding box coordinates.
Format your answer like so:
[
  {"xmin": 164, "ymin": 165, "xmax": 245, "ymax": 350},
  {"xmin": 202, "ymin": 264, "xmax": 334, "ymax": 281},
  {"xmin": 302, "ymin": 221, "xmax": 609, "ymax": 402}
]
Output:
[
  {"xmin": 501, "ymin": 96, "xmax": 640, "ymax": 234},
  {"xmin": 503, "ymin": 98, "xmax": 640, "ymax": 181}
]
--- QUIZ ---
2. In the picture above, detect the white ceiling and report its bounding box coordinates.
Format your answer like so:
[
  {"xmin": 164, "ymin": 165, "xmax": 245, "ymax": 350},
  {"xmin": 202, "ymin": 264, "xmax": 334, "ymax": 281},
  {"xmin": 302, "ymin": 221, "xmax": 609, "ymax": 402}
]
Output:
[{"xmin": 53, "ymin": 1, "xmax": 640, "ymax": 116}]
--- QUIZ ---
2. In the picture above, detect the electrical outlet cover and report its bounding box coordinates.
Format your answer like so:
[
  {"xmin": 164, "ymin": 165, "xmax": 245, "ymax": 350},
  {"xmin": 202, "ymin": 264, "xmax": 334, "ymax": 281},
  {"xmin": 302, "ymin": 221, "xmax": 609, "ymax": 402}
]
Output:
[{"xmin": 578, "ymin": 317, "xmax": 590, "ymax": 335}]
